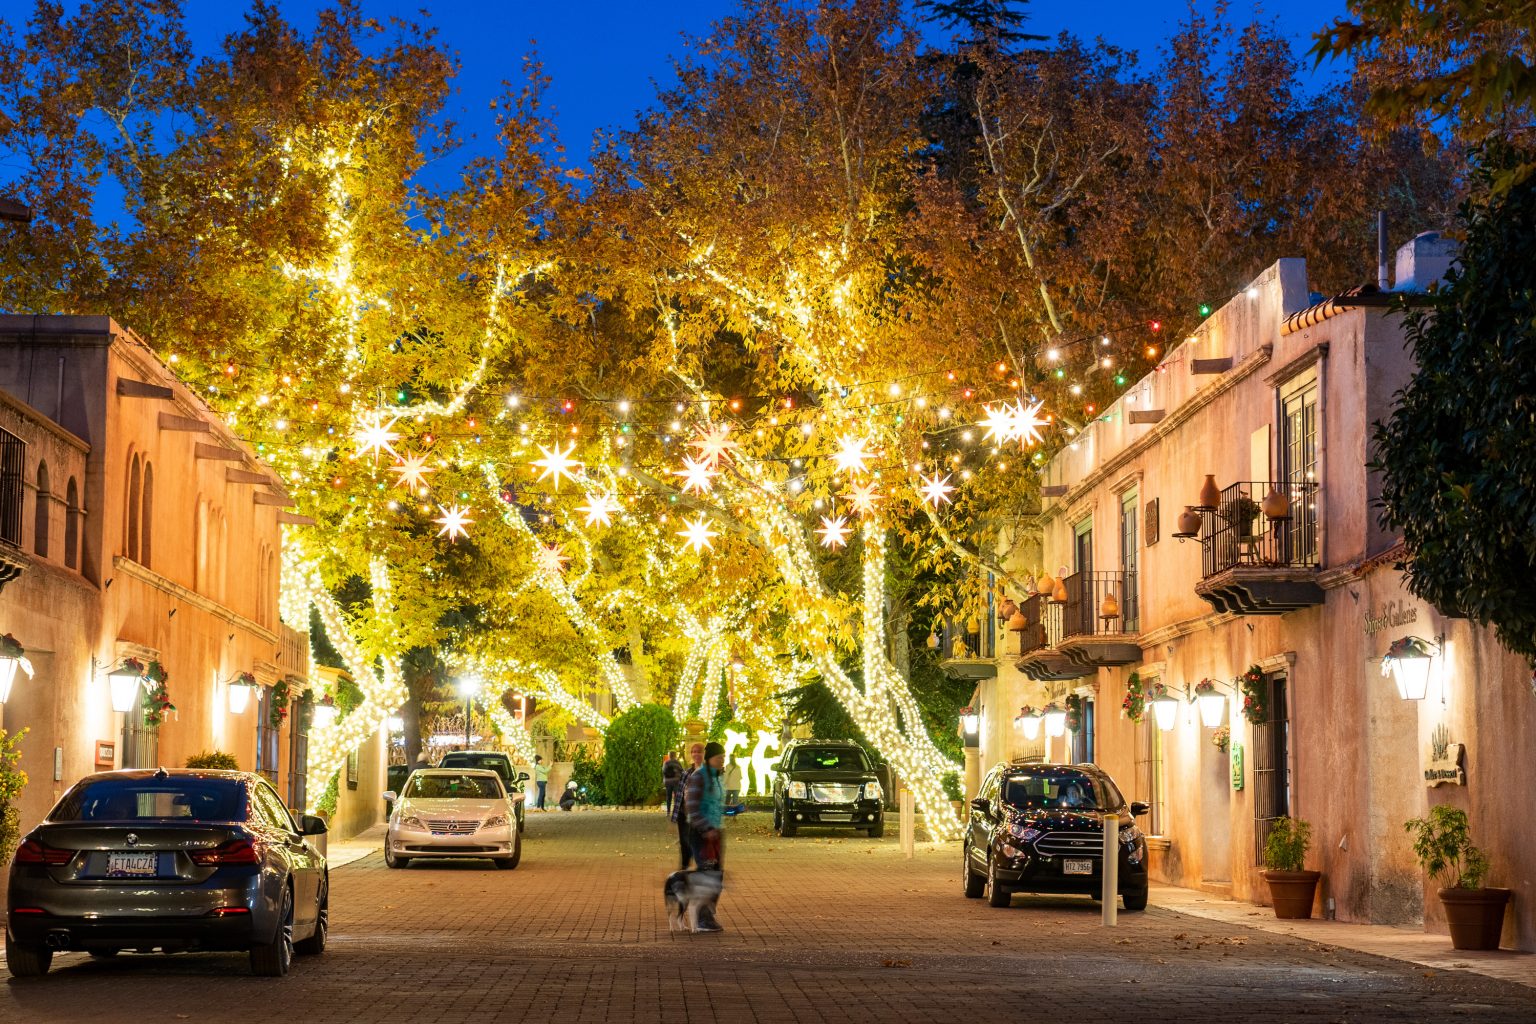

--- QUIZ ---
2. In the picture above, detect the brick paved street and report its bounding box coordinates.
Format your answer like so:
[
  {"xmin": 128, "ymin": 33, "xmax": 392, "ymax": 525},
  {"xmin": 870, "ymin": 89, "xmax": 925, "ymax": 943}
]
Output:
[{"xmin": 3, "ymin": 810, "xmax": 1534, "ymax": 1024}]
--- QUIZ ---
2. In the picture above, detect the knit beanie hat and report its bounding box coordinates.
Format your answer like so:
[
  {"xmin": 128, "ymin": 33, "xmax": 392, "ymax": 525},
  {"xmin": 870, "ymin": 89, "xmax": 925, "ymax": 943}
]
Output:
[{"xmin": 704, "ymin": 741, "xmax": 725, "ymax": 760}]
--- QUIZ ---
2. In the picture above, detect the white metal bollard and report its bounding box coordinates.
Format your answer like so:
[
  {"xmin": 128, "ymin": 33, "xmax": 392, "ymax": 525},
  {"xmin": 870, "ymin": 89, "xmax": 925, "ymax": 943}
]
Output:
[
  {"xmin": 1102, "ymin": 811, "xmax": 1118, "ymax": 927},
  {"xmin": 900, "ymin": 788, "xmax": 915, "ymax": 859}
]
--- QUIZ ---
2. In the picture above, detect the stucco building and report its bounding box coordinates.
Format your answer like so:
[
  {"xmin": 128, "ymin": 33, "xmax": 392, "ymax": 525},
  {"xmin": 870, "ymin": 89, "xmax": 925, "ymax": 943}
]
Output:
[
  {"xmin": 0, "ymin": 315, "xmax": 319, "ymax": 829},
  {"xmin": 964, "ymin": 236, "xmax": 1536, "ymax": 951}
]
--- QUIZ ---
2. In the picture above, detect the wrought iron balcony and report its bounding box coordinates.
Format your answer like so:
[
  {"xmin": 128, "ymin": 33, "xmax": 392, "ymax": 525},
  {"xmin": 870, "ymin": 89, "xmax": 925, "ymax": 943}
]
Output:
[
  {"xmin": 1055, "ymin": 571, "xmax": 1142, "ymax": 670},
  {"xmin": 1014, "ymin": 594, "xmax": 1084, "ymax": 682},
  {"xmin": 1195, "ymin": 480, "xmax": 1324, "ymax": 615},
  {"xmin": 938, "ymin": 611, "xmax": 996, "ymax": 681}
]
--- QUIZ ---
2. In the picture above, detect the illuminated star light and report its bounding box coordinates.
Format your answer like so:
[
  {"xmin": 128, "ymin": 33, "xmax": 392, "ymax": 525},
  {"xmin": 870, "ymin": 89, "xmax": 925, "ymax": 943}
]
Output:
[
  {"xmin": 673, "ymin": 455, "xmax": 719, "ymax": 495},
  {"xmin": 689, "ymin": 425, "xmax": 740, "ymax": 469},
  {"xmin": 844, "ymin": 481, "xmax": 883, "ymax": 517},
  {"xmin": 390, "ymin": 452, "xmax": 435, "ymax": 492},
  {"xmin": 816, "ymin": 515, "xmax": 851, "ymax": 548},
  {"xmin": 677, "ymin": 514, "xmax": 720, "ymax": 553},
  {"xmin": 434, "ymin": 504, "xmax": 473, "ymax": 542},
  {"xmin": 578, "ymin": 492, "xmax": 620, "ymax": 528},
  {"xmin": 354, "ymin": 411, "xmax": 401, "ymax": 462},
  {"xmin": 535, "ymin": 543, "xmax": 569, "ymax": 575},
  {"xmin": 532, "ymin": 442, "xmax": 583, "ymax": 490},
  {"xmin": 920, "ymin": 472, "xmax": 955, "ymax": 507},
  {"xmin": 978, "ymin": 399, "xmax": 1048, "ymax": 447},
  {"xmin": 831, "ymin": 434, "xmax": 875, "ymax": 475}
]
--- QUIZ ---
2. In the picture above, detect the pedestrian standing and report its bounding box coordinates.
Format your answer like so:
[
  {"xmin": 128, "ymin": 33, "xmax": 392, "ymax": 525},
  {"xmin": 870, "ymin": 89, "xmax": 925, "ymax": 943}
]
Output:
[
  {"xmin": 684, "ymin": 741, "xmax": 727, "ymax": 932},
  {"xmin": 672, "ymin": 742, "xmax": 703, "ymax": 869},
  {"xmin": 723, "ymin": 757, "xmax": 742, "ymax": 810},
  {"xmin": 533, "ymin": 755, "xmax": 550, "ymax": 811},
  {"xmin": 662, "ymin": 752, "xmax": 683, "ymax": 816}
]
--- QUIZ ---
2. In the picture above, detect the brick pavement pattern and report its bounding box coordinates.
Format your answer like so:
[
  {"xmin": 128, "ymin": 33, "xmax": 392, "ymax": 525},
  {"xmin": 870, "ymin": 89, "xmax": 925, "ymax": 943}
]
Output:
[{"xmin": 2, "ymin": 809, "xmax": 1534, "ymax": 1023}]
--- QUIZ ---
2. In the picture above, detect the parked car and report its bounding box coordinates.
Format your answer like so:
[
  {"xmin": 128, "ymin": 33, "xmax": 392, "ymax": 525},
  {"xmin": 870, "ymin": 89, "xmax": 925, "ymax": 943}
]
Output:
[
  {"xmin": 383, "ymin": 768, "xmax": 521, "ymax": 869},
  {"xmin": 6, "ymin": 768, "xmax": 328, "ymax": 977},
  {"xmin": 436, "ymin": 751, "xmax": 529, "ymax": 832},
  {"xmin": 770, "ymin": 740, "xmax": 884, "ymax": 837},
  {"xmin": 962, "ymin": 762, "xmax": 1149, "ymax": 911}
]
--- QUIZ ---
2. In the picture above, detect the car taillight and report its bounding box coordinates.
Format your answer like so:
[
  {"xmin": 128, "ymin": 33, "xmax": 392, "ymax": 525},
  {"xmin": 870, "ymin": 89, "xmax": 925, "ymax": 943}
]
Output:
[
  {"xmin": 14, "ymin": 839, "xmax": 73, "ymax": 865},
  {"xmin": 189, "ymin": 838, "xmax": 260, "ymax": 866},
  {"xmin": 210, "ymin": 906, "xmax": 250, "ymax": 917}
]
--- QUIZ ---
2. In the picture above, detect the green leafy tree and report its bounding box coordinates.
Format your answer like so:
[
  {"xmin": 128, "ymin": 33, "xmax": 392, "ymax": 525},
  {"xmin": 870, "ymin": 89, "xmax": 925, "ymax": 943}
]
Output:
[
  {"xmin": 0, "ymin": 728, "xmax": 26, "ymax": 864},
  {"xmin": 1374, "ymin": 147, "xmax": 1536, "ymax": 664},
  {"xmin": 597, "ymin": 703, "xmax": 681, "ymax": 806}
]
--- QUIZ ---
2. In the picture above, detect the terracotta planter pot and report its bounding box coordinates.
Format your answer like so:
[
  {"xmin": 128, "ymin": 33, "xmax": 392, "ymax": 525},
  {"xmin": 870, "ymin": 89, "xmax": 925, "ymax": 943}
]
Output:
[
  {"xmin": 1439, "ymin": 887, "xmax": 1512, "ymax": 950},
  {"xmin": 1263, "ymin": 869, "xmax": 1321, "ymax": 919}
]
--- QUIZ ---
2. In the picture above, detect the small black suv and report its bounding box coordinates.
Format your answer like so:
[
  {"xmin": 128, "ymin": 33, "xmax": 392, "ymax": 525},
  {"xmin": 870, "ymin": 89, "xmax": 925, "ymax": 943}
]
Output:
[
  {"xmin": 437, "ymin": 751, "xmax": 529, "ymax": 833},
  {"xmin": 771, "ymin": 740, "xmax": 884, "ymax": 838},
  {"xmin": 963, "ymin": 762, "xmax": 1150, "ymax": 911}
]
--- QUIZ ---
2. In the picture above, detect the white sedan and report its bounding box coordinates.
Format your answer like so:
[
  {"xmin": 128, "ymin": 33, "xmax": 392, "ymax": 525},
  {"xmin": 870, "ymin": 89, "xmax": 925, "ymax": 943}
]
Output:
[{"xmin": 383, "ymin": 768, "xmax": 523, "ymax": 869}]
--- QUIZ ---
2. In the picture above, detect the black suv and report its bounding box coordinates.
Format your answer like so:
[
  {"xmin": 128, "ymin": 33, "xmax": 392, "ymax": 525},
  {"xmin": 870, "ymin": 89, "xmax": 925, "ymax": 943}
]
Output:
[
  {"xmin": 437, "ymin": 751, "xmax": 529, "ymax": 833},
  {"xmin": 771, "ymin": 740, "xmax": 884, "ymax": 838},
  {"xmin": 963, "ymin": 762, "xmax": 1149, "ymax": 910}
]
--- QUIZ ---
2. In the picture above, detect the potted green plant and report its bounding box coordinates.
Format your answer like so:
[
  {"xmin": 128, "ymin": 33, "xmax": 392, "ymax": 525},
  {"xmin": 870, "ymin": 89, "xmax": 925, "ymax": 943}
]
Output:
[
  {"xmin": 1262, "ymin": 816, "xmax": 1321, "ymax": 919},
  {"xmin": 1405, "ymin": 805, "xmax": 1510, "ymax": 950}
]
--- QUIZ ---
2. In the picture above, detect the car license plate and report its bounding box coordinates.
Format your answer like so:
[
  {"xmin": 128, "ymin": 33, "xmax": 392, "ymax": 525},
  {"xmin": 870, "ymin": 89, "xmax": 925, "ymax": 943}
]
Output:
[
  {"xmin": 1063, "ymin": 858, "xmax": 1094, "ymax": 875},
  {"xmin": 819, "ymin": 813, "xmax": 852, "ymax": 821},
  {"xmin": 107, "ymin": 852, "xmax": 157, "ymax": 877}
]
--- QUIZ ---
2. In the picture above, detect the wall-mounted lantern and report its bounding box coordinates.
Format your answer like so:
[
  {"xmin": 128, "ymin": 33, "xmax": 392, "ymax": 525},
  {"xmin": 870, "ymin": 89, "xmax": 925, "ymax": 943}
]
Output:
[
  {"xmin": 108, "ymin": 660, "xmax": 145, "ymax": 714},
  {"xmin": 226, "ymin": 672, "xmax": 257, "ymax": 714},
  {"xmin": 1013, "ymin": 705, "xmax": 1042, "ymax": 741},
  {"xmin": 0, "ymin": 634, "xmax": 34, "ymax": 704},
  {"xmin": 1042, "ymin": 703, "xmax": 1068, "ymax": 738},
  {"xmin": 1381, "ymin": 635, "xmax": 1443, "ymax": 701},
  {"xmin": 1152, "ymin": 695, "xmax": 1180, "ymax": 732},
  {"xmin": 1193, "ymin": 679, "xmax": 1227, "ymax": 728}
]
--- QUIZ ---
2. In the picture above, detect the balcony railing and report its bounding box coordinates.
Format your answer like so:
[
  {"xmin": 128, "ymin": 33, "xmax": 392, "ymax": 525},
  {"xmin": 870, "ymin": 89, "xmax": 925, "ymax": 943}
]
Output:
[
  {"xmin": 941, "ymin": 611, "xmax": 995, "ymax": 662},
  {"xmin": 0, "ymin": 426, "xmax": 23, "ymax": 549},
  {"xmin": 1061, "ymin": 570, "xmax": 1139, "ymax": 639},
  {"xmin": 1015, "ymin": 593, "xmax": 1063, "ymax": 656},
  {"xmin": 1200, "ymin": 481, "xmax": 1319, "ymax": 577}
]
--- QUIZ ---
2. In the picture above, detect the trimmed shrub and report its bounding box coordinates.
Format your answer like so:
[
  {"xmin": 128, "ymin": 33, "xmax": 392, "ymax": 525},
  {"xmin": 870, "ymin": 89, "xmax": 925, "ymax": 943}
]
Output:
[
  {"xmin": 600, "ymin": 703, "xmax": 682, "ymax": 806},
  {"xmin": 185, "ymin": 750, "xmax": 240, "ymax": 770}
]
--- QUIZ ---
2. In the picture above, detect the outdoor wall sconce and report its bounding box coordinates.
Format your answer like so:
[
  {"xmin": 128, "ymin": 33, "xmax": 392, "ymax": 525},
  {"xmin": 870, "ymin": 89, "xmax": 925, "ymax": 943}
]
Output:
[
  {"xmin": 1043, "ymin": 703, "xmax": 1068, "ymax": 738},
  {"xmin": 108, "ymin": 664, "xmax": 144, "ymax": 714},
  {"xmin": 0, "ymin": 638, "xmax": 34, "ymax": 704},
  {"xmin": 1193, "ymin": 679, "xmax": 1227, "ymax": 728},
  {"xmin": 1381, "ymin": 635, "xmax": 1444, "ymax": 701},
  {"xmin": 1152, "ymin": 695, "xmax": 1180, "ymax": 732},
  {"xmin": 1014, "ymin": 706, "xmax": 1043, "ymax": 741},
  {"xmin": 959, "ymin": 706, "xmax": 980, "ymax": 735},
  {"xmin": 225, "ymin": 673, "xmax": 257, "ymax": 714}
]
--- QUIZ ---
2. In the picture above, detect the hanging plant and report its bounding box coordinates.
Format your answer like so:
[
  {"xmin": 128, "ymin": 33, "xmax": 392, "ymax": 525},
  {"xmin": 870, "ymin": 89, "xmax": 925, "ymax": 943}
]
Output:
[
  {"xmin": 120, "ymin": 657, "xmax": 146, "ymax": 677},
  {"xmin": 1064, "ymin": 693, "xmax": 1083, "ymax": 733},
  {"xmin": 236, "ymin": 670, "xmax": 257, "ymax": 688},
  {"xmin": 1212, "ymin": 725, "xmax": 1231, "ymax": 752},
  {"xmin": 1145, "ymin": 680, "xmax": 1170, "ymax": 701},
  {"xmin": 142, "ymin": 660, "xmax": 175, "ymax": 728},
  {"xmin": 1237, "ymin": 665, "xmax": 1269, "ymax": 725},
  {"xmin": 1122, "ymin": 672, "xmax": 1146, "ymax": 723},
  {"xmin": 270, "ymin": 676, "xmax": 292, "ymax": 729},
  {"xmin": 1193, "ymin": 678, "xmax": 1221, "ymax": 698}
]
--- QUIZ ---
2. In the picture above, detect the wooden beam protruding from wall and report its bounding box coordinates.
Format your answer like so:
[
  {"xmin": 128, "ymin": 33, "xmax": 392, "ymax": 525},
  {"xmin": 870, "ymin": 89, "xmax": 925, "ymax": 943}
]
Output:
[
  {"xmin": 194, "ymin": 442, "xmax": 244, "ymax": 462},
  {"xmin": 117, "ymin": 378, "xmax": 174, "ymax": 400},
  {"xmin": 276, "ymin": 511, "xmax": 315, "ymax": 526},
  {"xmin": 158, "ymin": 412, "xmax": 211, "ymax": 433},
  {"xmin": 253, "ymin": 492, "xmax": 291, "ymax": 507},
  {"xmin": 1191, "ymin": 357, "xmax": 1234, "ymax": 375},
  {"xmin": 1128, "ymin": 409, "xmax": 1167, "ymax": 424}
]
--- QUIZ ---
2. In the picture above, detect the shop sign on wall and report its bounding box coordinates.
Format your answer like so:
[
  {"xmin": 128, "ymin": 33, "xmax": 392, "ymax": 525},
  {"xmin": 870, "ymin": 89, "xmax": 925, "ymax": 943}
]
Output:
[
  {"xmin": 1364, "ymin": 599, "xmax": 1418, "ymax": 637},
  {"xmin": 1230, "ymin": 743, "xmax": 1244, "ymax": 791},
  {"xmin": 1423, "ymin": 724, "xmax": 1465, "ymax": 787}
]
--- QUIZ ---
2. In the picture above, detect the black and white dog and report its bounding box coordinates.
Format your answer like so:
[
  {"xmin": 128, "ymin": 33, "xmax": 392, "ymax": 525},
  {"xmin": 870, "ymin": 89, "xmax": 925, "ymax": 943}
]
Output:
[{"xmin": 664, "ymin": 868, "xmax": 723, "ymax": 933}]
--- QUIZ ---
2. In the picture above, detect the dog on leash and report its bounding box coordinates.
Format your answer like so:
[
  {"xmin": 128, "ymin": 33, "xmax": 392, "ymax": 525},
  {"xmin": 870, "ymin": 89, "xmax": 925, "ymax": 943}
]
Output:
[{"xmin": 664, "ymin": 868, "xmax": 723, "ymax": 933}]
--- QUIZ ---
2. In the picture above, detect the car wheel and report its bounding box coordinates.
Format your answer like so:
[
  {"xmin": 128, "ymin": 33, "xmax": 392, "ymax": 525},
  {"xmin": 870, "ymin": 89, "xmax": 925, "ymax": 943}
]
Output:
[
  {"xmin": 866, "ymin": 822, "xmax": 884, "ymax": 838},
  {"xmin": 1122, "ymin": 885, "xmax": 1149, "ymax": 912},
  {"xmin": 962, "ymin": 843, "xmax": 986, "ymax": 899},
  {"xmin": 6, "ymin": 934, "xmax": 52, "ymax": 977},
  {"xmin": 249, "ymin": 885, "xmax": 294, "ymax": 977},
  {"xmin": 781, "ymin": 817, "xmax": 798, "ymax": 837},
  {"xmin": 985, "ymin": 855, "xmax": 1011, "ymax": 908},
  {"xmin": 384, "ymin": 845, "xmax": 410, "ymax": 869},
  {"xmin": 295, "ymin": 877, "xmax": 328, "ymax": 955},
  {"xmin": 495, "ymin": 832, "xmax": 522, "ymax": 870},
  {"xmin": 772, "ymin": 806, "xmax": 782, "ymax": 833}
]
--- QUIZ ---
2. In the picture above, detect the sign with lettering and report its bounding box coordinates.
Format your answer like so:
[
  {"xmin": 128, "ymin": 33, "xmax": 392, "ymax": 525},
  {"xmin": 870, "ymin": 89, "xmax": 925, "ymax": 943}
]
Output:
[
  {"xmin": 1423, "ymin": 724, "xmax": 1465, "ymax": 787},
  {"xmin": 1364, "ymin": 599, "xmax": 1418, "ymax": 637},
  {"xmin": 1230, "ymin": 743, "xmax": 1244, "ymax": 791}
]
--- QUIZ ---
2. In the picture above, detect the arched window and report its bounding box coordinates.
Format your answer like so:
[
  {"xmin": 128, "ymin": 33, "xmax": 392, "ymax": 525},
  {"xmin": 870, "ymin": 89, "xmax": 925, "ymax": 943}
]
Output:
[
  {"xmin": 64, "ymin": 477, "xmax": 79, "ymax": 570},
  {"xmin": 126, "ymin": 453, "xmax": 141, "ymax": 561},
  {"xmin": 33, "ymin": 461, "xmax": 49, "ymax": 558},
  {"xmin": 140, "ymin": 461, "xmax": 153, "ymax": 569}
]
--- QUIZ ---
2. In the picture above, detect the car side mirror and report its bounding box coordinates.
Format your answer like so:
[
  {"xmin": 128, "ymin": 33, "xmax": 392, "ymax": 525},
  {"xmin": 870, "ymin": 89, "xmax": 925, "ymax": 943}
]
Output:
[
  {"xmin": 518, "ymin": 772, "xmax": 530, "ymax": 782},
  {"xmin": 383, "ymin": 790, "xmax": 398, "ymax": 803},
  {"xmin": 970, "ymin": 797, "xmax": 990, "ymax": 816},
  {"xmin": 1130, "ymin": 801, "xmax": 1150, "ymax": 817},
  {"xmin": 299, "ymin": 814, "xmax": 328, "ymax": 836}
]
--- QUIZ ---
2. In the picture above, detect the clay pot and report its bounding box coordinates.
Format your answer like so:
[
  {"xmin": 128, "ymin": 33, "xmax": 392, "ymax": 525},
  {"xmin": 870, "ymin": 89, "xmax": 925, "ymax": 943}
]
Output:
[
  {"xmin": 999, "ymin": 598, "xmax": 1018, "ymax": 621},
  {"xmin": 1199, "ymin": 473, "xmax": 1221, "ymax": 509},
  {"xmin": 1007, "ymin": 609, "xmax": 1027, "ymax": 631},
  {"xmin": 1261, "ymin": 484, "xmax": 1290, "ymax": 519},
  {"xmin": 1036, "ymin": 573, "xmax": 1056, "ymax": 597},
  {"xmin": 1176, "ymin": 506, "xmax": 1202, "ymax": 537},
  {"xmin": 1439, "ymin": 887, "xmax": 1512, "ymax": 950},
  {"xmin": 1263, "ymin": 870, "xmax": 1321, "ymax": 919}
]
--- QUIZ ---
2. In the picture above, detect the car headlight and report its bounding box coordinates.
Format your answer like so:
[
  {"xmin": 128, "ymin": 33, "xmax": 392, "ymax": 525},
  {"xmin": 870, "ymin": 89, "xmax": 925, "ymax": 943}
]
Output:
[
  {"xmin": 399, "ymin": 815, "xmax": 426, "ymax": 831},
  {"xmin": 1000, "ymin": 843, "xmax": 1023, "ymax": 859},
  {"xmin": 862, "ymin": 780, "xmax": 883, "ymax": 802},
  {"xmin": 788, "ymin": 781, "xmax": 807, "ymax": 799},
  {"xmin": 482, "ymin": 815, "xmax": 509, "ymax": 829},
  {"xmin": 1009, "ymin": 824, "xmax": 1042, "ymax": 844}
]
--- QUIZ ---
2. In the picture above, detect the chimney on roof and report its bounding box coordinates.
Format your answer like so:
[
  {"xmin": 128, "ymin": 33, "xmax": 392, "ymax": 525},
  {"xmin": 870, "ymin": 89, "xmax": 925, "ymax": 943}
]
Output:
[{"xmin": 1394, "ymin": 231, "xmax": 1459, "ymax": 293}]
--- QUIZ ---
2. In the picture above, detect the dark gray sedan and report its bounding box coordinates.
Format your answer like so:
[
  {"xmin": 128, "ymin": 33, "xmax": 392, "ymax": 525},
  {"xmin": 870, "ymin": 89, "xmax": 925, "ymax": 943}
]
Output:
[{"xmin": 6, "ymin": 768, "xmax": 328, "ymax": 977}]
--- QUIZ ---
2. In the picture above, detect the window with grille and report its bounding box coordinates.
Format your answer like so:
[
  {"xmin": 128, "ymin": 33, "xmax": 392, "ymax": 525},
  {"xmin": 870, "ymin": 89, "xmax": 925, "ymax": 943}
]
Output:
[
  {"xmin": 255, "ymin": 686, "xmax": 279, "ymax": 783},
  {"xmin": 1119, "ymin": 491, "xmax": 1139, "ymax": 632},
  {"xmin": 288, "ymin": 700, "xmax": 310, "ymax": 813},
  {"xmin": 1134, "ymin": 714, "xmax": 1166, "ymax": 836},
  {"xmin": 1251, "ymin": 674, "xmax": 1291, "ymax": 864},
  {"xmin": 1069, "ymin": 698, "xmax": 1096, "ymax": 764},
  {"xmin": 1279, "ymin": 376, "xmax": 1319, "ymax": 563},
  {"xmin": 120, "ymin": 686, "xmax": 159, "ymax": 769}
]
